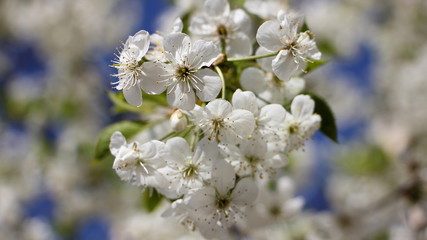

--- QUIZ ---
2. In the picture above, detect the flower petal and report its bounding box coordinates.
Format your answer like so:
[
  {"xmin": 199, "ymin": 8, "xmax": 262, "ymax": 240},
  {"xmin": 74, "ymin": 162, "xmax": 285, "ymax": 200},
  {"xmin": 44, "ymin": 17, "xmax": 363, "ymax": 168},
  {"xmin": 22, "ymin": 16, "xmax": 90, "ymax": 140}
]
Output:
[
  {"xmin": 229, "ymin": 9, "xmax": 252, "ymax": 37},
  {"xmin": 272, "ymin": 49, "xmax": 299, "ymax": 81},
  {"xmin": 194, "ymin": 69, "xmax": 221, "ymax": 102},
  {"xmin": 189, "ymin": 40, "xmax": 221, "ymax": 69},
  {"xmin": 205, "ymin": 99, "xmax": 233, "ymax": 118},
  {"xmin": 255, "ymin": 46, "xmax": 275, "ymax": 72},
  {"xmin": 231, "ymin": 89, "xmax": 258, "ymax": 114},
  {"xmin": 259, "ymin": 104, "xmax": 287, "ymax": 126},
  {"xmin": 109, "ymin": 131, "xmax": 126, "ymax": 156},
  {"xmin": 165, "ymin": 137, "xmax": 192, "ymax": 165},
  {"xmin": 212, "ymin": 160, "xmax": 235, "ymax": 196},
  {"xmin": 140, "ymin": 62, "xmax": 169, "ymax": 94},
  {"xmin": 167, "ymin": 83, "xmax": 196, "ymax": 110},
  {"xmin": 226, "ymin": 32, "xmax": 253, "ymax": 58},
  {"xmin": 256, "ymin": 20, "xmax": 283, "ymax": 51},
  {"xmin": 291, "ymin": 94, "xmax": 315, "ymax": 121},
  {"xmin": 205, "ymin": 0, "xmax": 230, "ymax": 17},
  {"xmin": 163, "ymin": 33, "xmax": 191, "ymax": 61},
  {"xmin": 226, "ymin": 109, "xmax": 255, "ymax": 138},
  {"xmin": 240, "ymin": 67, "xmax": 268, "ymax": 94},
  {"xmin": 129, "ymin": 30, "xmax": 151, "ymax": 58},
  {"xmin": 286, "ymin": 77, "xmax": 306, "ymax": 97},
  {"xmin": 123, "ymin": 85, "xmax": 142, "ymax": 107},
  {"xmin": 231, "ymin": 178, "xmax": 258, "ymax": 205}
]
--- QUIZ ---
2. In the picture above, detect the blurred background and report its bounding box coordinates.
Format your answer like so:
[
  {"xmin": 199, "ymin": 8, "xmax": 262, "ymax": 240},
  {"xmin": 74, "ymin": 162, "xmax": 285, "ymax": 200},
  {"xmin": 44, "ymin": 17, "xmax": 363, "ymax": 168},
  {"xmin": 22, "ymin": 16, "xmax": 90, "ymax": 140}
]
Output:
[{"xmin": 0, "ymin": 0, "xmax": 426, "ymax": 239}]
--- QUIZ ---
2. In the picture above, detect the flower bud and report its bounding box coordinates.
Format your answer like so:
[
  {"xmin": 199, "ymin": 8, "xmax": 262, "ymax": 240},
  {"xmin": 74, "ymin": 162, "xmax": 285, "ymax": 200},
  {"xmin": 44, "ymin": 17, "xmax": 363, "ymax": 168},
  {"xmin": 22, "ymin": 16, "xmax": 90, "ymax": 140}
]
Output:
[{"xmin": 170, "ymin": 110, "xmax": 187, "ymax": 132}]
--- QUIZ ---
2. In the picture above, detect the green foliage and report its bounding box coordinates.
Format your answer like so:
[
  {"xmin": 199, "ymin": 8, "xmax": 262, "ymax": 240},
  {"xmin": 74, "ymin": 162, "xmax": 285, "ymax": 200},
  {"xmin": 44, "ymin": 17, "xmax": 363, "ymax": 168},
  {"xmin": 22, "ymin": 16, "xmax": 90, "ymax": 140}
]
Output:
[
  {"xmin": 338, "ymin": 146, "xmax": 390, "ymax": 176},
  {"xmin": 93, "ymin": 120, "xmax": 148, "ymax": 162},
  {"xmin": 305, "ymin": 93, "xmax": 338, "ymax": 143},
  {"xmin": 108, "ymin": 91, "xmax": 167, "ymax": 114},
  {"xmin": 300, "ymin": 20, "xmax": 310, "ymax": 33},
  {"xmin": 303, "ymin": 59, "xmax": 329, "ymax": 75},
  {"xmin": 141, "ymin": 188, "xmax": 163, "ymax": 212}
]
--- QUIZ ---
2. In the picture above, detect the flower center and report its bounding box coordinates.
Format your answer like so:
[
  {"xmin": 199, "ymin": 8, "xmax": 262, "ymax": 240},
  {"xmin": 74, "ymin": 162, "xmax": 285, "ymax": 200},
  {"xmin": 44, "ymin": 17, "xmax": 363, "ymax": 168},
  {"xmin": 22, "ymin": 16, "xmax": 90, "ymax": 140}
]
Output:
[
  {"xmin": 176, "ymin": 66, "xmax": 192, "ymax": 81},
  {"xmin": 245, "ymin": 155, "xmax": 260, "ymax": 164},
  {"xmin": 183, "ymin": 164, "xmax": 198, "ymax": 179},
  {"xmin": 216, "ymin": 196, "xmax": 230, "ymax": 210},
  {"xmin": 269, "ymin": 205, "xmax": 281, "ymax": 217},
  {"xmin": 217, "ymin": 25, "xmax": 228, "ymax": 39},
  {"xmin": 288, "ymin": 123, "xmax": 299, "ymax": 135}
]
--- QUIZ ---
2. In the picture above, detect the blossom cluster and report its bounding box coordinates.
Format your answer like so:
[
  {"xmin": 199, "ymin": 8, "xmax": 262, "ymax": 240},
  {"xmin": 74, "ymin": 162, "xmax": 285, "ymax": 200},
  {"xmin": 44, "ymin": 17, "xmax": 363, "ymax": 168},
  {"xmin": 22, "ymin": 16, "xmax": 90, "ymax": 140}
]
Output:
[{"xmin": 109, "ymin": 0, "xmax": 322, "ymax": 238}]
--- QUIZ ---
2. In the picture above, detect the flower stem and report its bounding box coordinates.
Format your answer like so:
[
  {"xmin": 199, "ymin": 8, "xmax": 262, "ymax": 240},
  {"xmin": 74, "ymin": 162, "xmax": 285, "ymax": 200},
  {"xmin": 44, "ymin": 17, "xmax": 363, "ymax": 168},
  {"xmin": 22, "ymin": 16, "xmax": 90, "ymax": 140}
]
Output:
[
  {"xmin": 215, "ymin": 65, "xmax": 226, "ymax": 99},
  {"xmin": 226, "ymin": 51, "xmax": 278, "ymax": 62}
]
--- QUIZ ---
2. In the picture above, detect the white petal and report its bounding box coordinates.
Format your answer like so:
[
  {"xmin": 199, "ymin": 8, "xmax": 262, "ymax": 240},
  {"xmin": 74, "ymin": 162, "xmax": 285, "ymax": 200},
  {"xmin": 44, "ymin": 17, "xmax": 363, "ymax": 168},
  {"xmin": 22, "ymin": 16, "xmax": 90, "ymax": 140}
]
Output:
[
  {"xmin": 109, "ymin": 131, "xmax": 126, "ymax": 156},
  {"xmin": 297, "ymin": 32, "xmax": 321, "ymax": 60},
  {"xmin": 189, "ymin": 40, "xmax": 220, "ymax": 69},
  {"xmin": 123, "ymin": 85, "xmax": 142, "ymax": 107},
  {"xmin": 212, "ymin": 160, "xmax": 235, "ymax": 196},
  {"xmin": 240, "ymin": 138, "xmax": 267, "ymax": 160},
  {"xmin": 229, "ymin": 9, "xmax": 252, "ymax": 37},
  {"xmin": 205, "ymin": 99, "xmax": 233, "ymax": 118},
  {"xmin": 286, "ymin": 77, "xmax": 306, "ymax": 97},
  {"xmin": 225, "ymin": 109, "xmax": 255, "ymax": 138},
  {"xmin": 256, "ymin": 20, "xmax": 283, "ymax": 51},
  {"xmin": 163, "ymin": 33, "xmax": 191, "ymax": 61},
  {"xmin": 205, "ymin": 0, "xmax": 230, "ymax": 17},
  {"xmin": 255, "ymin": 46, "xmax": 275, "ymax": 72},
  {"xmin": 165, "ymin": 137, "xmax": 192, "ymax": 165},
  {"xmin": 167, "ymin": 84, "xmax": 196, "ymax": 110},
  {"xmin": 140, "ymin": 62, "xmax": 169, "ymax": 94},
  {"xmin": 277, "ymin": 176, "xmax": 295, "ymax": 198},
  {"xmin": 226, "ymin": 32, "xmax": 253, "ymax": 58},
  {"xmin": 240, "ymin": 67, "xmax": 268, "ymax": 94},
  {"xmin": 129, "ymin": 30, "xmax": 151, "ymax": 58},
  {"xmin": 189, "ymin": 13, "xmax": 216, "ymax": 36},
  {"xmin": 291, "ymin": 95, "xmax": 315, "ymax": 121},
  {"xmin": 272, "ymin": 49, "xmax": 299, "ymax": 81},
  {"xmin": 185, "ymin": 104, "xmax": 206, "ymax": 123},
  {"xmin": 193, "ymin": 137, "xmax": 219, "ymax": 165},
  {"xmin": 138, "ymin": 140, "xmax": 167, "ymax": 167},
  {"xmin": 231, "ymin": 89, "xmax": 258, "ymax": 114},
  {"xmin": 194, "ymin": 69, "xmax": 221, "ymax": 102},
  {"xmin": 259, "ymin": 104, "xmax": 287, "ymax": 126},
  {"xmin": 231, "ymin": 178, "xmax": 258, "ymax": 205},
  {"xmin": 186, "ymin": 187, "xmax": 216, "ymax": 213},
  {"xmin": 284, "ymin": 197, "xmax": 304, "ymax": 216},
  {"xmin": 171, "ymin": 17, "xmax": 183, "ymax": 33}
]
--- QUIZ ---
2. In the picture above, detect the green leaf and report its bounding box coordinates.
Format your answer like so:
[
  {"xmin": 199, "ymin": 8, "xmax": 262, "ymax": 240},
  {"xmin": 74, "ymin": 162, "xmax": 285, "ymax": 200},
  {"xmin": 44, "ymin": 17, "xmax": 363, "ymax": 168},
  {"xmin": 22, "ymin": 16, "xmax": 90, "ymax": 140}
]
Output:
[
  {"xmin": 303, "ymin": 59, "xmax": 329, "ymax": 75},
  {"xmin": 93, "ymin": 120, "xmax": 148, "ymax": 162},
  {"xmin": 108, "ymin": 91, "xmax": 167, "ymax": 114},
  {"xmin": 337, "ymin": 146, "xmax": 390, "ymax": 176},
  {"xmin": 300, "ymin": 20, "xmax": 310, "ymax": 33},
  {"xmin": 305, "ymin": 93, "xmax": 338, "ymax": 143},
  {"xmin": 141, "ymin": 188, "xmax": 163, "ymax": 212}
]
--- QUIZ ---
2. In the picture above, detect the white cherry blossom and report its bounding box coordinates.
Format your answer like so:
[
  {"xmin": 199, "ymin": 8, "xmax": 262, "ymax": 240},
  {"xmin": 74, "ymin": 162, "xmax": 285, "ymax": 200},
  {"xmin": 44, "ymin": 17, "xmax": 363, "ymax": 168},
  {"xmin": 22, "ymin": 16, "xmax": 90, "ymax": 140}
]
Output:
[
  {"xmin": 231, "ymin": 89, "xmax": 287, "ymax": 141},
  {"xmin": 184, "ymin": 160, "xmax": 258, "ymax": 239},
  {"xmin": 240, "ymin": 67, "xmax": 305, "ymax": 104},
  {"xmin": 109, "ymin": 131, "xmax": 168, "ymax": 189},
  {"xmin": 219, "ymin": 138, "xmax": 287, "ymax": 182},
  {"xmin": 189, "ymin": 0, "xmax": 253, "ymax": 57},
  {"xmin": 187, "ymin": 98, "xmax": 256, "ymax": 144},
  {"xmin": 158, "ymin": 137, "xmax": 218, "ymax": 198},
  {"xmin": 256, "ymin": 10, "xmax": 321, "ymax": 81},
  {"xmin": 245, "ymin": 177, "xmax": 304, "ymax": 229},
  {"xmin": 144, "ymin": 32, "xmax": 222, "ymax": 110},
  {"xmin": 281, "ymin": 95, "xmax": 321, "ymax": 151},
  {"xmin": 111, "ymin": 30, "xmax": 150, "ymax": 106}
]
